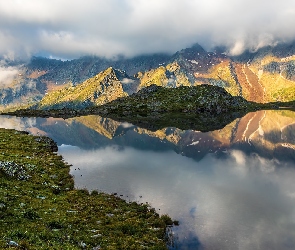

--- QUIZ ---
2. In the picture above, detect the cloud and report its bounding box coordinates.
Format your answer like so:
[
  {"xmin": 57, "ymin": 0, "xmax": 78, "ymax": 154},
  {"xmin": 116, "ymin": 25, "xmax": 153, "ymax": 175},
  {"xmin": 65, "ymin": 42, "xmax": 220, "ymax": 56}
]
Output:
[
  {"xmin": 0, "ymin": 0, "xmax": 295, "ymax": 59},
  {"xmin": 120, "ymin": 122, "xmax": 134, "ymax": 128},
  {"xmin": 0, "ymin": 116, "xmax": 36, "ymax": 130},
  {"xmin": 0, "ymin": 63, "xmax": 20, "ymax": 87},
  {"xmin": 120, "ymin": 78, "xmax": 135, "ymax": 84}
]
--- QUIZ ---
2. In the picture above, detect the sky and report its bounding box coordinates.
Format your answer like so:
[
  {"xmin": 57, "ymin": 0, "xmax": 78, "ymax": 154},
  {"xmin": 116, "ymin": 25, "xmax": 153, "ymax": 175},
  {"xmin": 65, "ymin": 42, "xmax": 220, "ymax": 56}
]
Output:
[{"xmin": 0, "ymin": 0, "xmax": 295, "ymax": 60}]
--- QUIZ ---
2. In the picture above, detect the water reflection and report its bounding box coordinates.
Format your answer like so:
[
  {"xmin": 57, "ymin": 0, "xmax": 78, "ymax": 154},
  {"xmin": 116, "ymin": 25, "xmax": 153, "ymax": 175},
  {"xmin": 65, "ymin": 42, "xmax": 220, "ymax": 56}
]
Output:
[
  {"xmin": 1, "ymin": 110, "xmax": 295, "ymax": 249},
  {"xmin": 59, "ymin": 145, "xmax": 295, "ymax": 249},
  {"xmin": 2, "ymin": 110, "xmax": 295, "ymax": 162}
]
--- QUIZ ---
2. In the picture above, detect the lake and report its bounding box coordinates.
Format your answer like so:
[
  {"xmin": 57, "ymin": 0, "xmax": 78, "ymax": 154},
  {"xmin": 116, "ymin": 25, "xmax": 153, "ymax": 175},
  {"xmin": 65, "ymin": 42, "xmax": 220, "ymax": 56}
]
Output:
[{"xmin": 1, "ymin": 110, "xmax": 295, "ymax": 249}]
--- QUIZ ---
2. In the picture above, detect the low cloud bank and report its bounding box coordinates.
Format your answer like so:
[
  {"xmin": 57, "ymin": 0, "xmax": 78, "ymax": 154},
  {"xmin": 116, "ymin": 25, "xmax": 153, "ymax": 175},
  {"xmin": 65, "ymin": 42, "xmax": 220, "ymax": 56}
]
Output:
[{"xmin": 0, "ymin": 0, "xmax": 294, "ymax": 59}]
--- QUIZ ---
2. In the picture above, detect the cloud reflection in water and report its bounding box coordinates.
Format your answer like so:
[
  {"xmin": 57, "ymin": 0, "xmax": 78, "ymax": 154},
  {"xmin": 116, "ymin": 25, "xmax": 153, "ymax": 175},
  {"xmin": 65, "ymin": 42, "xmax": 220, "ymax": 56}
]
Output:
[{"xmin": 59, "ymin": 145, "xmax": 295, "ymax": 250}]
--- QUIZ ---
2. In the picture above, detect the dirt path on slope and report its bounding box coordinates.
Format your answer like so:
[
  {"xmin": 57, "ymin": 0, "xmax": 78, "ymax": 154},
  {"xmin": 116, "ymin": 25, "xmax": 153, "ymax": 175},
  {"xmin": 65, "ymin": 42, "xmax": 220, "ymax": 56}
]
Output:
[{"xmin": 234, "ymin": 63, "xmax": 265, "ymax": 103}]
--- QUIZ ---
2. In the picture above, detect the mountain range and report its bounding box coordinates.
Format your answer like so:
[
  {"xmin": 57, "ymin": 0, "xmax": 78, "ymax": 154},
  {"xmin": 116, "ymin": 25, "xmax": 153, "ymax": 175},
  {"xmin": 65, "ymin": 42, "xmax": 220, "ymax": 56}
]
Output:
[{"xmin": 1, "ymin": 41, "xmax": 295, "ymax": 109}]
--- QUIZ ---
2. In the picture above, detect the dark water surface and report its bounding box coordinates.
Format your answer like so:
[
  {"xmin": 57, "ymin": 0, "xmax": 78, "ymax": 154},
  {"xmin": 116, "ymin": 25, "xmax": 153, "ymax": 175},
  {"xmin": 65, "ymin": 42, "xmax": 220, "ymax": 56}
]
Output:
[{"xmin": 1, "ymin": 110, "xmax": 295, "ymax": 249}]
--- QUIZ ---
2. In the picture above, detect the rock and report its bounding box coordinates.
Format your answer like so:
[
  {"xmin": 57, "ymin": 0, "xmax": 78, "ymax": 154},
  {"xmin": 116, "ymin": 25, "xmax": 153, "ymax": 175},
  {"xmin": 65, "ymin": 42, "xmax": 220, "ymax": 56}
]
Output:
[{"xmin": 7, "ymin": 240, "xmax": 18, "ymax": 247}]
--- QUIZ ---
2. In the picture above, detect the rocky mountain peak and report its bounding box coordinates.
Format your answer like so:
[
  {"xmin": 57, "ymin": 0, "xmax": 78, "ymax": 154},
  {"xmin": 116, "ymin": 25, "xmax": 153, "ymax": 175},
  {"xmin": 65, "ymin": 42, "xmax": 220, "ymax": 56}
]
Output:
[
  {"xmin": 97, "ymin": 67, "xmax": 119, "ymax": 83},
  {"xmin": 176, "ymin": 43, "xmax": 207, "ymax": 58},
  {"xmin": 35, "ymin": 67, "xmax": 129, "ymax": 110}
]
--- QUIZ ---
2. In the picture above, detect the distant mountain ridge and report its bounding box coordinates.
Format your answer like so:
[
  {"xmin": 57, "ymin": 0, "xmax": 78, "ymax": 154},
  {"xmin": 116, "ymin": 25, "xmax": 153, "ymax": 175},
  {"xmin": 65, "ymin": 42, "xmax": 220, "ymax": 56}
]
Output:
[{"xmin": 1, "ymin": 41, "xmax": 295, "ymax": 108}]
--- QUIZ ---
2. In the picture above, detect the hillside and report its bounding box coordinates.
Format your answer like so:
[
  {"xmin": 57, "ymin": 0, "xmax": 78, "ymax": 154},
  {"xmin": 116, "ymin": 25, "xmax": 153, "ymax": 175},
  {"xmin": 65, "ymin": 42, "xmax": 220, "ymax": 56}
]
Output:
[
  {"xmin": 94, "ymin": 84, "xmax": 253, "ymax": 114},
  {"xmin": 34, "ymin": 67, "xmax": 131, "ymax": 109},
  {"xmin": 136, "ymin": 42, "xmax": 295, "ymax": 103}
]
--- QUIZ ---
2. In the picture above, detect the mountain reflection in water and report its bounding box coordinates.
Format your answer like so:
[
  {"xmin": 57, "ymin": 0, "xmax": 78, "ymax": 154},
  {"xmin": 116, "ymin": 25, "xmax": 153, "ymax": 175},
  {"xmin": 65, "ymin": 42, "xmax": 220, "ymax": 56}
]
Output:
[{"xmin": 1, "ymin": 110, "xmax": 295, "ymax": 249}]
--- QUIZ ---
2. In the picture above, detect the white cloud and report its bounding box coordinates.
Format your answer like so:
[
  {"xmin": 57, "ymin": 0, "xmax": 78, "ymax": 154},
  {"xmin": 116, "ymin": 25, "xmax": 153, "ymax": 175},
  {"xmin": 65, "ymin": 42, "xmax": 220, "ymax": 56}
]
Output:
[
  {"xmin": 0, "ymin": 0, "xmax": 294, "ymax": 59},
  {"xmin": 0, "ymin": 116, "xmax": 36, "ymax": 130},
  {"xmin": 120, "ymin": 122, "xmax": 134, "ymax": 128},
  {"xmin": 121, "ymin": 78, "xmax": 135, "ymax": 84},
  {"xmin": 229, "ymin": 41, "xmax": 246, "ymax": 56},
  {"xmin": 0, "ymin": 64, "xmax": 20, "ymax": 87}
]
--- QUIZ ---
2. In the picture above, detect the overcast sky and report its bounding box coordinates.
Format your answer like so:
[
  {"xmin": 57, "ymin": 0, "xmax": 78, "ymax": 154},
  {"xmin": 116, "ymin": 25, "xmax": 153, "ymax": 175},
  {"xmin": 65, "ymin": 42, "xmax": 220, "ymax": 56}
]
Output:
[{"xmin": 0, "ymin": 0, "xmax": 295, "ymax": 60}]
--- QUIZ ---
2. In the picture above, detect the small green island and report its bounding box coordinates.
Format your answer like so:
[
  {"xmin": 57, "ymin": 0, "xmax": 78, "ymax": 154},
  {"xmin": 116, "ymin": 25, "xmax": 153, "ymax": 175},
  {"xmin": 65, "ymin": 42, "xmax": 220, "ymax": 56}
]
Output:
[{"xmin": 0, "ymin": 128, "xmax": 175, "ymax": 249}]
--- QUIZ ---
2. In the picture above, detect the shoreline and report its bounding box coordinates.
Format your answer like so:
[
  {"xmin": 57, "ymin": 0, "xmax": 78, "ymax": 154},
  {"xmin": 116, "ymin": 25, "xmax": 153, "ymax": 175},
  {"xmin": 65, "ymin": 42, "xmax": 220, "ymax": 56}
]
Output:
[{"xmin": 0, "ymin": 128, "xmax": 175, "ymax": 249}]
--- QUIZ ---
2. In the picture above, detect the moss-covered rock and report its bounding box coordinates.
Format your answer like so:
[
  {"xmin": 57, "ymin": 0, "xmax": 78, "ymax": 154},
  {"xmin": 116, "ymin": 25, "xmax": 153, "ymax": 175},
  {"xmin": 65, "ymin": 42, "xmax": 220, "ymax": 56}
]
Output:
[{"xmin": 95, "ymin": 84, "xmax": 258, "ymax": 115}]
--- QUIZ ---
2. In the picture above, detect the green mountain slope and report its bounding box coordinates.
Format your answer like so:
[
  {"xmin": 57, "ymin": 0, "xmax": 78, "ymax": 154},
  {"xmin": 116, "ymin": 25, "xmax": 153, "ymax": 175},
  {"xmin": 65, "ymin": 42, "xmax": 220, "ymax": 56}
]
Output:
[{"xmin": 35, "ymin": 67, "xmax": 129, "ymax": 109}]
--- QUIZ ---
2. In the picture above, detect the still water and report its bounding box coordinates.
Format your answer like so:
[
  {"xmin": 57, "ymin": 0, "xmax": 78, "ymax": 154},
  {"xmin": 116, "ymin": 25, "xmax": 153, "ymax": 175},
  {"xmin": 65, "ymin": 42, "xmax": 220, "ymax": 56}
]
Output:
[{"xmin": 1, "ymin": 110, "xmax": 295, "ymax": 249}]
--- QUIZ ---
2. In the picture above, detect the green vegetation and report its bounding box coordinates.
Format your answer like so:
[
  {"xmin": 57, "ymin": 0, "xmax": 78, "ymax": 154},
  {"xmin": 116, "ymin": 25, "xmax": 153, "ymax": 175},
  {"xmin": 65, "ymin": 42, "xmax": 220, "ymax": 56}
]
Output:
[
  {"xmin": 272, "ymin": 86, "xmax": 295, "ymax": 102},
  {"xmin": 258, "ymin": 72, "xmax": 295, "ymax": 102},
  {"xmin": 0, "ymin": 129, "xmax": 174, "ymax": 249}
]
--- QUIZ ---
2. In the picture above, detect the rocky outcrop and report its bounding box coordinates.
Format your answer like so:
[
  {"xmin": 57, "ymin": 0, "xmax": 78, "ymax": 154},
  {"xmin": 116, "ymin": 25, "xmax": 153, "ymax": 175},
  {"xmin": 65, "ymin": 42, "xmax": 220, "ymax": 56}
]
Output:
[
  {"xmin": 137, "ymin": 62, "xmax": 191, "ymax": 90},
  {"xmin": 136, "ymin": 41, "xmax": 295, "ymax": 103},
  {"xmin": 97, "ymin": 84, "xmax": 253, "ymax": 115}
]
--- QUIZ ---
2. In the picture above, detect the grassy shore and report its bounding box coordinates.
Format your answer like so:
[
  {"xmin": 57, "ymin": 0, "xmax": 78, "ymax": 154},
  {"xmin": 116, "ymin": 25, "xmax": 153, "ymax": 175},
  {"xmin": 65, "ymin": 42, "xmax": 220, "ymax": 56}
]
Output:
[{"xmin": 0, "ymin": 128, "xmax": 175, "ymax": 249}]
